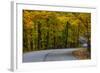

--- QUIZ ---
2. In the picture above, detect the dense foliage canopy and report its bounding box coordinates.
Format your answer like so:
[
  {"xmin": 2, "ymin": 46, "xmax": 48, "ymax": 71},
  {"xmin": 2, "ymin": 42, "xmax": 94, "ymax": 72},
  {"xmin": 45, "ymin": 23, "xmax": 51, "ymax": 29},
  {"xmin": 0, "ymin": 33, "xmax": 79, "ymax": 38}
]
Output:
[{"xmin": 23, "ymin": 10, "xmax": 91, "ymax": 53}]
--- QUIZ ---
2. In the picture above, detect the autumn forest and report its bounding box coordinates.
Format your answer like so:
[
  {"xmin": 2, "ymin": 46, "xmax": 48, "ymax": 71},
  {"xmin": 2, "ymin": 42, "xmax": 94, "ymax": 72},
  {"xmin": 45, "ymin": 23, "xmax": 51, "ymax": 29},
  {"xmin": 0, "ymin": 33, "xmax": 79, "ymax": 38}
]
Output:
[{"xmin": 23, "ymin": 10, "xmax": 91, "ymax": 58}]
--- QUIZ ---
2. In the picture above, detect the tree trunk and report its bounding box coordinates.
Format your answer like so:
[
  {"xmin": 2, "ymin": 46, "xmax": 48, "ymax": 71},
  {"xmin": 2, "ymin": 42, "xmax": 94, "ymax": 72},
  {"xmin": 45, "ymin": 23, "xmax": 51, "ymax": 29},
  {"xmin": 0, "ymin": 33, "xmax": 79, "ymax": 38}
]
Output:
[
  {"xmin": 77, "ymin": 24, "xmax": 80, "ymax": 47},
  {"xmin": 27, "ymin": 35, "xmax": 31, "ymax": 51},
  {"xmin": 65, "ymin": 22, "xmax": 69, "ymax": 48},
  {"xmin": 53, "ymin": 31, "xmax": 56, "ymax": 49},
  {"xmin": 37, "ymin": 22, "xmax": 41, "ymax": 50},
  {"xmin": 46, "ymin": 31, "xmax": 49, "ymax": 49}
]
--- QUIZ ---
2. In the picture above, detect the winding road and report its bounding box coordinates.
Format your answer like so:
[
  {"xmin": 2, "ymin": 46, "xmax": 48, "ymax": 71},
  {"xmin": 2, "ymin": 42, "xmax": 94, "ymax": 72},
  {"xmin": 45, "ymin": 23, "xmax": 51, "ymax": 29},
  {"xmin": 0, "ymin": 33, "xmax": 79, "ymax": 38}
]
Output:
[{"xmin": 23, "ymin": 48, "xmax": 79, "ymax": 62}]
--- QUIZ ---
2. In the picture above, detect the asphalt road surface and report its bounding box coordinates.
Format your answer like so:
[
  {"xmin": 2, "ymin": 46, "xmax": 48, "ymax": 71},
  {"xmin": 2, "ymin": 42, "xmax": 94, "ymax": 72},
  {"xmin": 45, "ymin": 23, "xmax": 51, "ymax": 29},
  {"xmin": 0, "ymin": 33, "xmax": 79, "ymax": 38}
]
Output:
[{"xmin": 23, "ymin": 48, "xmax": 79, "ymax": 62}]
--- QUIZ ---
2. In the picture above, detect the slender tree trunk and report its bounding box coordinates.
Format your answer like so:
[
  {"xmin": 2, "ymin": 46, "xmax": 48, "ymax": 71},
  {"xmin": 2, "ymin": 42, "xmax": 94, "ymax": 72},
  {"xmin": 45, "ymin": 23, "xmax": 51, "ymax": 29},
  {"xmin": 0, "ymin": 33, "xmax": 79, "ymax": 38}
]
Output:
[
  {"xmin": 34, "ymin": 23, "xmax": 37, "ymax": 50},
  {"xmin": 27, "ymin": 35, "xmax": 31, "ymax": 51},
  {"xmin": 53, "ymin": 30, "xmax": 56, "ymax": 49},
  {"xmin": 65, "ymin": 22, "xmax": 69, "ymax": 48},
  {"xmin": 23, "ymin": 30, "xmax": 27, "ymax": 52},
  {"xmin": 46, "ymin": 31, "xmax": 49, "ymax": 49},
  {"xmin": 38, "ymin": 22, "xmax": 41, "ymax": 50},
  {"xmin": 30, "ymin": 29, "xmax": 34, "ymax": 51},
  {"xmin": 46, "ymin": 19, "xmax": 49, "ymax": 49},
  {"xmin": 77, "ymin": 24, "xmax": 80, "ymax": 47}
]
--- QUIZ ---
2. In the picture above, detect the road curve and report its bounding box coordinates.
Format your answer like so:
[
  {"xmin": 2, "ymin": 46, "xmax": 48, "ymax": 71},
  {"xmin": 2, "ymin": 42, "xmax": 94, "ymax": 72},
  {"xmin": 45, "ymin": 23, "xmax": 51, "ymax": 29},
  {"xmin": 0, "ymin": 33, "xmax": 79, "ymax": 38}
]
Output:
[{"xmin": 23, "ymin": 48, "xmax": 79, "ymax": 62}]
